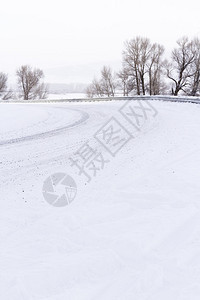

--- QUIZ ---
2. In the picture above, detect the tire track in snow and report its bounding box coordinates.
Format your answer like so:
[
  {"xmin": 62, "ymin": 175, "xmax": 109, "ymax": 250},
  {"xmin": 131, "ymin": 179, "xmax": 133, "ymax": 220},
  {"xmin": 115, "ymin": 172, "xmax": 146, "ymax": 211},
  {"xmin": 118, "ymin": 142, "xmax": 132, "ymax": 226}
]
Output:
[{"xmin": 0, "ymin": 107, "xmax": 89, "ymax": 147}]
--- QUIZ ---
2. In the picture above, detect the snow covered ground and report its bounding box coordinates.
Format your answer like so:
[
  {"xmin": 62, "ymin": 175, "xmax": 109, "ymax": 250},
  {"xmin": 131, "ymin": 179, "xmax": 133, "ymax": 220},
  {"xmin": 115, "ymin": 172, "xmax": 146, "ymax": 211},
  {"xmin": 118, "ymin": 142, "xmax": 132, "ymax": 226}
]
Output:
[{"xmin": 0, "ymin": 99, "xmax": 200, "ymax": 299}]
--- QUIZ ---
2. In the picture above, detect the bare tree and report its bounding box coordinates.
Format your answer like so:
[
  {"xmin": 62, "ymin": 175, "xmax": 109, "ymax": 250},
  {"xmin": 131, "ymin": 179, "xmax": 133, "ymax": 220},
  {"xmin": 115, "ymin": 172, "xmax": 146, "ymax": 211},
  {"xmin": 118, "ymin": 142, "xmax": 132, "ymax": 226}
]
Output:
[
  {"xmin": 32, "ymin": 83, "xmax": 48, "ymax": 99},
  {"xmin": 122, "ymin": 37, "xmax": 166, "ymax": 95},
  {"xmin": 123, "ymin": 38, "xmax": 140, "ymax": 95},
  {"xmin": 16, "ymin": 65, "xmax": 47, "ymax": 100},
  {"xmin": 188, "ymin": 38, "xmax": 200, "ymax": 96},
  {"xmin": 86, "ymin": 66, "xmax": 116, "ymax": 98},
  {"xmin": 86, "ymin": 85, "xmax": 95, "ymax": 98},
  {"xmin": 117, "ymin": 67, "xmax": 135, "ymax": 96},
  {"xmin": 100, "ymin": 66, "xmax": 116, "ymax": 97},
  {"xmin": 147, "ymin": 43, "xmax": 165, "ymax": 95},
  {"xmin": 165, "ymin": 37, "xmax": 195, "ymax": 96},
  {"xmin": 94, "ymin": 78, "xmax": 104, "ymax": 97},
  {"xmin": 123, "ymin": 37, "xmax": 152, "ymax": 95},
  {"xmin": 0, "ymin": 72, "xmax": 8, "ymax": 93},
  {"xmin": 86, "ymin": 78, "xmax": 103, "ymax": 98},
  {"xmin": 0, "ymin": 73, "xmax": 14, "ymax": 100}
]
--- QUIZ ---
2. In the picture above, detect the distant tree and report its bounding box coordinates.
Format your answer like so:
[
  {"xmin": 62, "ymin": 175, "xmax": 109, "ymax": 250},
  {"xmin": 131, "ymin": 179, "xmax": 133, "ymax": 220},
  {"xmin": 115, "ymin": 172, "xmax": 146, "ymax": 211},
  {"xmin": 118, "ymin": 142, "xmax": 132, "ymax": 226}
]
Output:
[
  {"xmin": 117, "ymin": 67, "xmax": 135, "ymax": 96},
  {"xmin": 32, "ymin": 82, "xmax": 48, "ymax": 100},
  {"xmin": 165, "ymin": 37, "xmax": 195, "ymax": 96},
  {"xmin": 0, "ymin": 72, "xmax": 7, "ymax": 93},
  {"xmin": 188, "ymin": 38, "xmax": 200, "ymax": 96},
  {"xmin": 0, "ymin": 73, "xmax": 14, "ymax": 100},
  {"xmin": 86, "ymin": 35, "xmax": 200, "ymax": 98},
  {"xmin": 86, "ymin": 85, "xmax": 94, "ymax": 98},
  {"xmin": 122, "ymin": 37, "xmax": 165, "ymax": 95},
  {"xmin": 86, "ymin": 78, "xmax": 103, "ymax": 98},
  {"xmin": 147, "ymin": 43, "xmax": 165, "ymax": 95},
  {"xmin": 123, "ymin": 37, "xmax": 152, "ymax": 95},
  {"xmin": 86, "ymin": 66, "xmax": 116, "ymax": 98},
  {"xmin": 16, "ymin": 65, "xmax": 48, "ymax": 100},
  {"xmin": 100, "ymin": 66, "xmax": 116, "ymax": 97}
]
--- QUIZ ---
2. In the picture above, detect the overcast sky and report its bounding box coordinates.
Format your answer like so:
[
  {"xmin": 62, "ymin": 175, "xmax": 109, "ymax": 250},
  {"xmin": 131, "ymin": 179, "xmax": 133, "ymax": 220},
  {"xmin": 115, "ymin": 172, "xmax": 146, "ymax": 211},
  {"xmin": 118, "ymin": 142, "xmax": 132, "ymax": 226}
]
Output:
[{"xmin": 0, "ymin": 0, "xmax": 200, "ymax": 84}]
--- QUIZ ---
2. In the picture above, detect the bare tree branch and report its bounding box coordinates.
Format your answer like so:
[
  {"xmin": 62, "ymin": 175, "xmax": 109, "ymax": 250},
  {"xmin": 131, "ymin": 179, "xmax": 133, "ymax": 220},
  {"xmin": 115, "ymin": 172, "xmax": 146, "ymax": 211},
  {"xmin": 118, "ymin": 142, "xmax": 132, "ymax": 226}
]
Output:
[{"xmin": 0, "ymin": 72, "xmax": 7, "ymax": 93}]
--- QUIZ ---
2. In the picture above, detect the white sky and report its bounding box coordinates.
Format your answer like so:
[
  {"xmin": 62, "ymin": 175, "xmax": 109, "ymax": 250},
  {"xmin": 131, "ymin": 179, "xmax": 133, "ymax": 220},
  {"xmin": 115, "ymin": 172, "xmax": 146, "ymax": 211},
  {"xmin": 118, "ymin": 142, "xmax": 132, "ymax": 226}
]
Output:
[{"xmin": 0, "ymin": 0, "xmax": 200, "ymax": 84}]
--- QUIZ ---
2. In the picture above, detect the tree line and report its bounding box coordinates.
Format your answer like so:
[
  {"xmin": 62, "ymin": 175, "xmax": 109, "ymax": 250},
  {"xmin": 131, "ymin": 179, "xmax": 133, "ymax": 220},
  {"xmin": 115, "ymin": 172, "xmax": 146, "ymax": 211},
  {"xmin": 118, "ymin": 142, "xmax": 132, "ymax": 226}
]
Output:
[
  {"xmin": 86, "ymin": 36, "xmax": 200, "ymax": 98},
  {"xmin": 0, "ymin": 65, "xmax": 48, "ymax": 100},
  {"xmin": 1, "ymin": 37, "xmax": 199, "ymax": 100}
]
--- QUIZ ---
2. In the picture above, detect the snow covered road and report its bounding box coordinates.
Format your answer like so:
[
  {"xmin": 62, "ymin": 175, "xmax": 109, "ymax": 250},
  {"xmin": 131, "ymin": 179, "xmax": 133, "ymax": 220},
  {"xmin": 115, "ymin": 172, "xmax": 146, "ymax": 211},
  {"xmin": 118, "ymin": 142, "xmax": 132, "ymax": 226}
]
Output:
[
  {"xmin": 1, "ymin": 100, "xmax": 200, "ymax": 299},
  {"xmin": 0, "ymin": 104, "xmax": 89, "ymax": 146}
]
